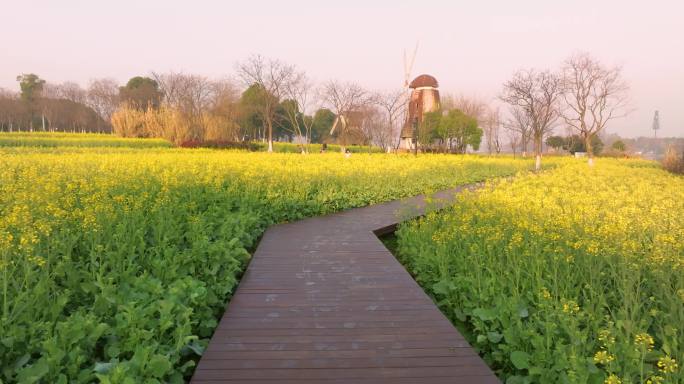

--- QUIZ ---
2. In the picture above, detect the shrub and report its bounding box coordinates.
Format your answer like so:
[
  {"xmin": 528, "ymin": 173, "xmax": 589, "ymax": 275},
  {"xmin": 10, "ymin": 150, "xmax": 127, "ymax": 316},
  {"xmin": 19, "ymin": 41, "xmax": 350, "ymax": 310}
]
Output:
[{"xmin": 662, "ymin": 146, "xmax": 684, "ymax": 174}]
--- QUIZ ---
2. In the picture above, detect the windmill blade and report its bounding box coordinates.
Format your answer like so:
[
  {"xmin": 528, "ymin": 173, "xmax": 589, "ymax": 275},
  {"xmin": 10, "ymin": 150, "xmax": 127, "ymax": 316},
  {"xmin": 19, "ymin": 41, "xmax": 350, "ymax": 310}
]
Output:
[
  {"xmin": 403, "ymin": 41, "xmax": 419, "ymax": 88},
  {"xmin": 330, "ymin": 116, "xmax": 339, "ymax": 135},
  {"xmin": 403, "ymin": 50, "xmax": 409, "ymax": 87},
  {"xmin": 408, "ymin": 42, "xmax": 419, "ymax": 75}
]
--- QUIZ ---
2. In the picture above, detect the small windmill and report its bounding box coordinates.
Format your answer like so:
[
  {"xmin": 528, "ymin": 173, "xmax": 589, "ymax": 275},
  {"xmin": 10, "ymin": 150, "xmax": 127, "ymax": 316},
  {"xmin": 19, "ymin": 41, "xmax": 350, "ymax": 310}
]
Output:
[{"xmin": 652, "ymin": 110, "xmax": 660, "ymax": 138}]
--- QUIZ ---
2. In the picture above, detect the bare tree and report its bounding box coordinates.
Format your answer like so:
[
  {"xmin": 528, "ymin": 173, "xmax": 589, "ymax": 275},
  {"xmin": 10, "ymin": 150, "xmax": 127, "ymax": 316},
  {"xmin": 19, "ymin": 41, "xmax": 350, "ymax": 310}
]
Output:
[
  {"xmin": 503, "ymin": 106, "xmax": 532, "ymax": 156},
  {"xmin": 505, "ymin": 127, "xmax": 521, "ymax": 158},
  {"xmin": 0, "ymin": 89, "xmax": 21, "ymax": 132},
  {"xmin": 152, "ymin": 71, "xmax": 216, "ymax": 141},
  {"xmin": 87, "ymin": 78, "xmax": 120, "ymax": 132},
  {"xmin": 236, "ymin": 55, "xmax": 298, "ymax": 152},
  {"xmin": 501, "ymin": 69, "xmax": 561, "ymax": 170},
  {"xmin": 283, "ymin": 72, "xmax": 320, "ymax": 153},
  {"xmin": 483, "ymin": 107, "xmax": 503, "ymax": 155},
  {"xmin": 41, "ymin": 82, "xmax": 93, "ymax": 132},
  {"xmin": 374, "ymin": 89, "xmax": 407, "ymax": 151},
  {"xmin": 442, "ymin": 94, "xmax": 488, "ymax": 124},
  {"xmin": 358, "ymin": 105, "xmax": 387, "ymax": 152},
  {"xmin": 206, "ymin": 79, "xmax": 241, "ymax": 141},
  {"xmin": 321, "ymin": 80, "xmax": 370, "ymax": 151},
  {"xmin": 57, "ymin": 82, "xmax": 87, "ymax": 104},
  {"xmin": 560, "ymin": 53, "xmax": 630, "ymax": 166}
]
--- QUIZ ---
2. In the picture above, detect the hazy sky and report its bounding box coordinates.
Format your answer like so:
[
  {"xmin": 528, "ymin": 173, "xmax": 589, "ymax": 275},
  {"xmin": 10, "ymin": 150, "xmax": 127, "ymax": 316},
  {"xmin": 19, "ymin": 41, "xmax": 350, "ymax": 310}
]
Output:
[{"xmin": 1, "ymin": 0, "xmax": 682, "ymax": 137}]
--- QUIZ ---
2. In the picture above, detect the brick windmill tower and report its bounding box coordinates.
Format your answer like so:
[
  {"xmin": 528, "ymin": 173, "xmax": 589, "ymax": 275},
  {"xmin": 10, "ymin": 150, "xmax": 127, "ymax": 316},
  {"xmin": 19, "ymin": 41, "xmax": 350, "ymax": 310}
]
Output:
[{"xmin": 399, "ymin": 74, "xmax": 441, "ymax": 151}]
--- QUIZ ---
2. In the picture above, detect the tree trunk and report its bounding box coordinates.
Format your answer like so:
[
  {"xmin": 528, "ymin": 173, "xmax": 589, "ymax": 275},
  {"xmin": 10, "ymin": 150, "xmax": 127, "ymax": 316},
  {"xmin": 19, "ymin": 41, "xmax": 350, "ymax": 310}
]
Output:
[
  {"xmin": 585, "ymin": 134, "xmax": 594, "ymax": 167},
  {"xmin": 534, "ymin": 137, "xmax": 542, "ymax": 171}
]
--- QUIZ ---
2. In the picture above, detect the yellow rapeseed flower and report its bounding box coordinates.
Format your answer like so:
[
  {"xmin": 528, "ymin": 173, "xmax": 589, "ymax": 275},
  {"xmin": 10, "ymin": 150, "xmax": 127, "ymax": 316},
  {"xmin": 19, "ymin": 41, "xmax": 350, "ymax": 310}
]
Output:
[
  {"xmin": 593, "ymin": 350, "xmax": 615, "ymax": 365},
  {"xmin": 634, "ymin": 332, "xmax": 655, "ymax": 351},
  {"xmin": 657, "ymin": 355, "xmax": 678, "ymax": 373}
]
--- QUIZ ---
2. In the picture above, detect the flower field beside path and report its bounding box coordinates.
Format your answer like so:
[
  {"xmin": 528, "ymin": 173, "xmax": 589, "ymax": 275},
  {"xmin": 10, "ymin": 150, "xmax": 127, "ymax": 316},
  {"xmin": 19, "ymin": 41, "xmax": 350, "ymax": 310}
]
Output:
[
  {"xmin": 396, "ymin": 159, "xmax": 684, "ymax": 383},
  {"xmin": 0, "ymin": 141, "xmax": 531, "ymax": 383}
]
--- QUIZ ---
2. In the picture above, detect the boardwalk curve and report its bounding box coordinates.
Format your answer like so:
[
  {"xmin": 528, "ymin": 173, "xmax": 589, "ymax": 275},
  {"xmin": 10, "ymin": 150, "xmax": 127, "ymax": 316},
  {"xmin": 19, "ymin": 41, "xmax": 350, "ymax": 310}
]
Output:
[{"xmin": 192, "ymin": 185, "xmax": 499, "ymax": 383}]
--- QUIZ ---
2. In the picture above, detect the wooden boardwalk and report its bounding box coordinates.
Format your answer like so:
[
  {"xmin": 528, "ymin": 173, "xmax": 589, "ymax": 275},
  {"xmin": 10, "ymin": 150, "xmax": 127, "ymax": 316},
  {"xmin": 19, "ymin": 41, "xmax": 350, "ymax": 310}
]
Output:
[{"xmin": 191, "ymin": 186, "xmax": 499, "ymax": 383}]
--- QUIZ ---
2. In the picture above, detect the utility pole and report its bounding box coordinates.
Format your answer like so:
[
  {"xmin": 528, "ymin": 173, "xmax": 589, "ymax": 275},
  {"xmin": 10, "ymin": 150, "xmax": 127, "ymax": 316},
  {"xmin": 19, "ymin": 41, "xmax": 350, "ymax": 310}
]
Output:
[
  {"xmin": 412, "ymin": 117, "xmax": 418, "ymax": 156},
  {"xmin": 652, "ymin": 110, "xmax": 660, "ymax": 138}
]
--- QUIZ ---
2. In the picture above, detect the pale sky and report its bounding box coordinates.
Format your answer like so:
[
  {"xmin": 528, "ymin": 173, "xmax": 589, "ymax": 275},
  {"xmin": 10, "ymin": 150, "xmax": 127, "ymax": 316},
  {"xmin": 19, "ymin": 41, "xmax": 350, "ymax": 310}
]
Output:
[{"xmin": 1, "ymin": 0, "xmax": 682, "ymax": 137}]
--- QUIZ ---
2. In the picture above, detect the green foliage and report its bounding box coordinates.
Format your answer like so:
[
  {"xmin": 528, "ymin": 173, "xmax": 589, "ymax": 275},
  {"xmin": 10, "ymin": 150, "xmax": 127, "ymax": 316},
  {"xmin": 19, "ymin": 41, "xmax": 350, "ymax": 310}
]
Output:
[
  {"xmin": 563, "ymin": 134, "xmax": 604, "ymax": 155},
  {"xmin": 238, "ymin": 83, "xmax": 281, "ymax": 140},
  {"xmin": 546, "ymin": 135, "xmax": 565, "ymax": 150},
  {"xmin": 439, "ymin": 109, "xmax": 482, "ymax": 153},
  {"xmin": 310, "ymin": 108, "xmax": 336, "ymax": 143},
  {"xmin": 16, "ymin": 74, "xmax": 46, "ymax": 103},
  {"xmin": 417, "ymin": 109, "xmax": 482, "ymax": 153},
  {"xmin": 418, "ymin": 111, "xmax": 441, "ymax": 147},
  {"xmin": 119, "ymin": 76, "xmax": 162, "ymax": 110},
  {"xmin": 611, "ymin": 140, "xmax": 626, "ymax": 152}
]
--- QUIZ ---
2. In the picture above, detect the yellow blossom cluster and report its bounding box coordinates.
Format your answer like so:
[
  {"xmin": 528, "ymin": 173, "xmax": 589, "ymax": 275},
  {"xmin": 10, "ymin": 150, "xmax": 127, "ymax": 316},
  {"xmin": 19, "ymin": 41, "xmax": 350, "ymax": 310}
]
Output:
[{"xmin": 396, "ymin": 158, "xmax": 684, "ymax": 383}]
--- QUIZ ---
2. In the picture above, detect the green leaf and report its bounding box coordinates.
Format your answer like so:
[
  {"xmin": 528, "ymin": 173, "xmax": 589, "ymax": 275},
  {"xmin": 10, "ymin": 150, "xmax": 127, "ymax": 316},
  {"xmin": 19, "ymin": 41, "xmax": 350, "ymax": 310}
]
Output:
[
  {"xmin": 93, "ymin": 362, "xmax": 115, "ymax": 374},
  {"xmin": 487, "ymin": 332, "xmax": 503, "ymax": 343},
  {"xmin": 431, "ymin": 280, "xmax": 451, "ymax": 296},
  {"xmin": 16, "ymin": 359, "xmax": 49, "ymax": 384},
  {"xmin": 147, "ymin": 355, "xmax": 171, "ymax": 378},
  {"xmin": 183, "ymin": 341, "xmax": 205, "ymax": 356},
  {"xmin": 453, "ymin": 308, "xmax": 467, "ymax": 322},
  {"xmin": 505, "ymin": 375, "xmax": 527, "ymax": 384},
  {"xmin": 472, "ymin": 308, "xmax": 496, "ymax": 321},
  {"xmin": 14, "ymin": 354, "xmax": 30, "ymax": 371},
  {"xmin": 510, "ymin": 351, "xmax": 530, "ymax": 370}
]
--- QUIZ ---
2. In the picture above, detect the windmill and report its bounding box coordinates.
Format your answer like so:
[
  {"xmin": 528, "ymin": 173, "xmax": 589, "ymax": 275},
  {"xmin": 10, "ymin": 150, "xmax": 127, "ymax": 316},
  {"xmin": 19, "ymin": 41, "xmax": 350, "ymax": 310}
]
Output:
[{"xmin": 652, "ymin": 110, "xmax": 660, "ymax": 138}]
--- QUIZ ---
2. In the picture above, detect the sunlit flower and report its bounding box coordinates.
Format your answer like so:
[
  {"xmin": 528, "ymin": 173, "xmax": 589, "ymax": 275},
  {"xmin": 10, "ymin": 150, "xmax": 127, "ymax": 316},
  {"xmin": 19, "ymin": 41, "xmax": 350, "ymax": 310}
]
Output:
[
  {"xmin": 593, "ymin": 350, "xmax": 615, "ymax": 365},
  {"xmin": 634, "ymin": 332, "xmax": 655, "ymax": 351},
  {"xmin": 657, "ymin": 355, "xmax": 678, "ymax": 373}
]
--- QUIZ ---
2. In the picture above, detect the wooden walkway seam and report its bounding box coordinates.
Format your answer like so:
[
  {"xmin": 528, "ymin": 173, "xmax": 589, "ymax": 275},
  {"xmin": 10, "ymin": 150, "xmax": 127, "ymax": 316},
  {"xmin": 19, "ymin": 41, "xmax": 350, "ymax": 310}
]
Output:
[{"xmin": 191, "ymin": 185, "xmax": 500, "ymax": 383}]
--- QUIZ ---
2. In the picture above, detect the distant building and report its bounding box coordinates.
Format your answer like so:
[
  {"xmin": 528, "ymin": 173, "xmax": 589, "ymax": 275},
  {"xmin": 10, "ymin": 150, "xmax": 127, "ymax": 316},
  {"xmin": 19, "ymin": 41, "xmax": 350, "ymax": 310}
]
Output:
[{"xmin": 399, "ymin": 74, "xmax": 441, "ymax": 150}]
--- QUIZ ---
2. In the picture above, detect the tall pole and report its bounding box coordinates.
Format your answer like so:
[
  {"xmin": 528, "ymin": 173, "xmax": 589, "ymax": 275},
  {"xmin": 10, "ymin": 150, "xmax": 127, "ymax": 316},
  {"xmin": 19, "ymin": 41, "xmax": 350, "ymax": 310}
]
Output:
[
  {"xmin": 652, "ymin": 110, "xmax": 660, "ymax": 138},
  {"xmin": 412, "ymin": 117, "xmax": 418, "ymax": 156}
]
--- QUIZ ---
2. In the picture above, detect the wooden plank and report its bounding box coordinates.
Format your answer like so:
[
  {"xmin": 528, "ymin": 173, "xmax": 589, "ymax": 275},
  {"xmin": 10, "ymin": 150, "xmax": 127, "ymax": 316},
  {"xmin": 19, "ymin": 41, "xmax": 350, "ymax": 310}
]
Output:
[{"xmin": 191, "ymin": 185, "xmax": 499, "ymax": 383}]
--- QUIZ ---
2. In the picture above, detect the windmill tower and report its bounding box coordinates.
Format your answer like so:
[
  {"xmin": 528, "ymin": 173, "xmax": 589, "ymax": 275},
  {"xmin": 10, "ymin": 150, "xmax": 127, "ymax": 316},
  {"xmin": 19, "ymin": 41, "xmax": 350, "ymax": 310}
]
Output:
[
  {"xmin": 652, "ymin": 110, "xmax": 660, "ymax": 138},
  {"xmin": 397, "ymin": 43, "xmax": 442, "ymax": 152}
]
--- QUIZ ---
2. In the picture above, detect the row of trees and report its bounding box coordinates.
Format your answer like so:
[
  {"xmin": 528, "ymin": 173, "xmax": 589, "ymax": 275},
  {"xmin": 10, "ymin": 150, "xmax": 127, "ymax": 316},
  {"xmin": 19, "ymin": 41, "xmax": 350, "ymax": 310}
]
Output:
[
  {"xmin": 500, "ymin": 52, "xmax": 630, "ymax": 169},
  {"xmin": 107, "ymin": 56, "xmax": 415, "ymax": 151},
  {"xmin": 2, "ymin": 53, "xmax": 628, "ymax": 159},
  {"xmin": 0, "ymin": 75, "xmax": 124, "ymax": 133},
  {"xmin": 1, "ymin": 63, "xmax": 409, "ymax": 151}
]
